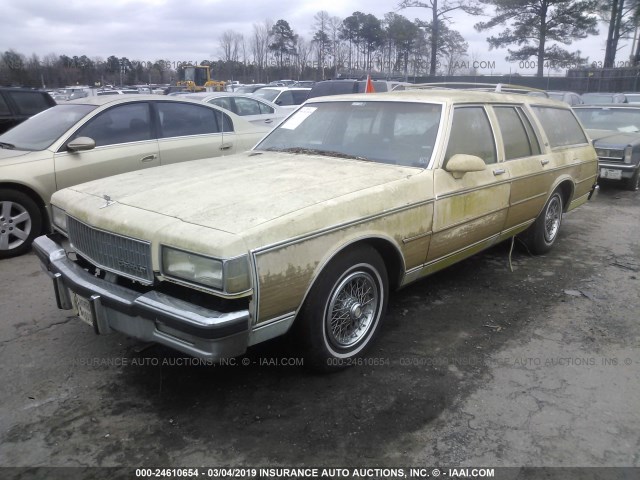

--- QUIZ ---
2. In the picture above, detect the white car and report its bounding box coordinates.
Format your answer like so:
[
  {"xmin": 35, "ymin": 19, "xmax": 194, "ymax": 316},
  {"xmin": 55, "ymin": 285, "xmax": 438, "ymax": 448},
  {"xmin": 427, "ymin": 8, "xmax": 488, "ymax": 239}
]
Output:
[
  {"xmin": 0, "ymin": 95, "xmax": 269, "ymax": 258},
  {"xmin": 179, "ymin": 92, "xmax": 288, "ymax": 127},
  {"xmin": 251, "ymin": 87, "xmax": 311, "ymax": 110}
]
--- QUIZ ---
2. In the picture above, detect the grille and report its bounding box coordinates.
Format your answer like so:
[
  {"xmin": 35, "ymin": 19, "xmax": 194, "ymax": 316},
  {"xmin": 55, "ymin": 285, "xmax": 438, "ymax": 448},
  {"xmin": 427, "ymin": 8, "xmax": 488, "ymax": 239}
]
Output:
[{"xmin": 68, "ymin": 217, "xmax": 154, "ymax": 284}]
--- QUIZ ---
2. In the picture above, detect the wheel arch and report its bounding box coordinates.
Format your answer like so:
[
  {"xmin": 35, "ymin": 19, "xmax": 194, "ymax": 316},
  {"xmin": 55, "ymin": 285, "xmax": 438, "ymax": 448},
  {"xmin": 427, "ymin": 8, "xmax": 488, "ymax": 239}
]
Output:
[
  {"xmin": 293, "ymin": 235, "xmax": 405, "ymax": 322},
  {"xmin": 547, "ymin": 177, "xmax": 574, "ymax": 213},
  {"xmin": 0, "ymin": 182, "xmax": 50, "ymax": 232}
]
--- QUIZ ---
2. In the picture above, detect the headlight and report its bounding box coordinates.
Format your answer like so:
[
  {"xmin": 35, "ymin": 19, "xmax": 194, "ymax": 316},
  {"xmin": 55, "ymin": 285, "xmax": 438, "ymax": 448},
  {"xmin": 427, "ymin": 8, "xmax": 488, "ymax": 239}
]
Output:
[
  {"xmin": 162, "ymin": 247, "xmax": 250, "ymax": 294},
  {"xmin": 51, "ymin": 205, "xmax": 68, "ymax": 234},
  {"xmin": 624, "ymin": 146, "xmax": 632, "ymax": 164}
]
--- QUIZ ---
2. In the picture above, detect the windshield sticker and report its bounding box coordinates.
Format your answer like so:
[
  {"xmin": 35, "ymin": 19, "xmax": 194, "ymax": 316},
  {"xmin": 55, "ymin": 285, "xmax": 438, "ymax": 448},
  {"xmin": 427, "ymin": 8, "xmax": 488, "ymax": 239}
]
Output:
[{"xmin": 280, "ymin": 106, "xmax": 317, "ymax": 130}]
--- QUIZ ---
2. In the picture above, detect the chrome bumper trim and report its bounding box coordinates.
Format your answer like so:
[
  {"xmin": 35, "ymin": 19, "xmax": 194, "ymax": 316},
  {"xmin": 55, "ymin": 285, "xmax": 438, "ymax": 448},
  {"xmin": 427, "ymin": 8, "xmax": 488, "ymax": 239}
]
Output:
[
  {"xmin": 598, "ymin": 162, "xmax": 636, "ymax": 171},
  {"xmin": 34, "ymin": 235, "xmax": 250, "ymax": 359}
]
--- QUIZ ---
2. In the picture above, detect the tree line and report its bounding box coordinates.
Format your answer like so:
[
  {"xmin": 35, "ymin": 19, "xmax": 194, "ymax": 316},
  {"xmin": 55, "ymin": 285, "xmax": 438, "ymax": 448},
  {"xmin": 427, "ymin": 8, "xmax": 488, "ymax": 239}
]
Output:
[{"xmin": 1, "ymin": 0, "xmax": 638, "ymax": 88}]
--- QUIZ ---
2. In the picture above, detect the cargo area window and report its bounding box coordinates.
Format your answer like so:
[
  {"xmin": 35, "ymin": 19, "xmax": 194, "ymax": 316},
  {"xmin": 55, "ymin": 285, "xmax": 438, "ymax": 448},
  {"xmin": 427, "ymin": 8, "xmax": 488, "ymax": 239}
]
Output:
[{"xmin": 532, "ymin": 106, "xmax": 588, "ymax": 147}]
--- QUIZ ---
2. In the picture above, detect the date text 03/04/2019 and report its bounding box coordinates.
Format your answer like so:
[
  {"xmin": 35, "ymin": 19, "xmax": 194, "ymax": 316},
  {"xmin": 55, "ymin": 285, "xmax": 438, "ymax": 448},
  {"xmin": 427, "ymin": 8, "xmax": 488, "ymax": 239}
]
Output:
[{"xmin": 135, "ymin": 467, "xmax": 497, "ymax": 478}]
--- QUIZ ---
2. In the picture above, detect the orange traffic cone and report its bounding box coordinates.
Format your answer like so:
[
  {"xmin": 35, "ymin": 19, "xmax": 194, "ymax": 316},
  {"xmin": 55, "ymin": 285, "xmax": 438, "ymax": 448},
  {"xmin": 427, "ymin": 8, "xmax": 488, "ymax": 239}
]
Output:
[{"xmin": 365, "ymin": 74, "xmax": 375, "ymax": 93}]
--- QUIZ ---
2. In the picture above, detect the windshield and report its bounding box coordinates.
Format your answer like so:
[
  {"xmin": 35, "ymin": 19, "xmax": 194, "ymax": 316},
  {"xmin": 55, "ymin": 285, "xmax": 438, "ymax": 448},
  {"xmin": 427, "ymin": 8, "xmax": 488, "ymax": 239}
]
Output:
[
  {"xmin": 0, "ymin": 104, "xmax": 96, "ymax": 150},
  {"xmin": 252, "ymin": 89, "xmax": 280, "ymax": 102},
  {"xmin": 255, "ymin": 100, "xmax": 442, "ymax": 168},
  {"xmin": 574, "ymin": 108, "xmax": 640, "ymax": 133}
]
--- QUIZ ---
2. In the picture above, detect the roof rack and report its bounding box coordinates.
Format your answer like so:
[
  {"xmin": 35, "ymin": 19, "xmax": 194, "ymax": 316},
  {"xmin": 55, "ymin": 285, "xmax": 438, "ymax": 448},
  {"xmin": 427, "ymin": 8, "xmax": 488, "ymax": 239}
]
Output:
[{"xmin": 406, "ymin": 82, "xmax": 549, "ymax": 97}]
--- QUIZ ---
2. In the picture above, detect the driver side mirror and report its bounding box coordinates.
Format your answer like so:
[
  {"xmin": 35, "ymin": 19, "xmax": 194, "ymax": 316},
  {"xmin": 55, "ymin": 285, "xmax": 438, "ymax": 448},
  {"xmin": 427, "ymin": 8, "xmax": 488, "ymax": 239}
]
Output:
[
  {"xmin": 67, "ymin": 137, "xmax": 96, "ymax": 152},
  {"xmin": 445, "ymin": 154, "xmax": 486, "ymax": 179}
]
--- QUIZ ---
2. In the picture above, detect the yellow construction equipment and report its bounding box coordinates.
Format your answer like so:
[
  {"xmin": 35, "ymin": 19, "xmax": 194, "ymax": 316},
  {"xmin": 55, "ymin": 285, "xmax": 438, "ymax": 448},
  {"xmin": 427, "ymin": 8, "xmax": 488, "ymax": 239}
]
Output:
[{"xmin": 177, "ymin": 65, "xmax": 225, "ymax": 92}]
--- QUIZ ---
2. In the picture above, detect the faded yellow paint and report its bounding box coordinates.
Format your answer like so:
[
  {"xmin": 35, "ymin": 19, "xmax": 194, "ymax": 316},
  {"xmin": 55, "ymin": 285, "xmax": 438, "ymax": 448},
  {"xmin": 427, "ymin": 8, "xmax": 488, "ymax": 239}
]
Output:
[{"xmin": 254, "ymin": 203, "xmax": 433, "ymax": 323}]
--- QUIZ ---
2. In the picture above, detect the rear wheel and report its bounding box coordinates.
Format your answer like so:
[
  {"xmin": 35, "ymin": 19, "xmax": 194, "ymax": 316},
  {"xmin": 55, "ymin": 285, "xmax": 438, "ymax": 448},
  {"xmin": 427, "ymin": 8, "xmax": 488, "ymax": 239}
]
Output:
[
  {"xmin": 520, "ymin": 190, "xmax": 563, "ymax": 255},
  {"xmin": 0, "ymin": 189, "xmax": 43, "ymax": 259},
  {"xmin": 296, "ymin": 245, "xmax": 388, "ymax": 372}
]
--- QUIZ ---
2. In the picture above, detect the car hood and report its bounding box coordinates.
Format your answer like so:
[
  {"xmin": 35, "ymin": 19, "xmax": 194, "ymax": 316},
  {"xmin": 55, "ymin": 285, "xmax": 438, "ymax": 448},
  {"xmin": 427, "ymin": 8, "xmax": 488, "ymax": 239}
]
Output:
[
  {"xmin": 587, "ymin": 129, "xmax": 640, "ymax": 146},
  {"xmin": 64, "ymin": 151, "xmax": 422, "ymax": 235},
  {"xmin": 0, "ymin": 148, "xmax": 37, "ymax": 163}
]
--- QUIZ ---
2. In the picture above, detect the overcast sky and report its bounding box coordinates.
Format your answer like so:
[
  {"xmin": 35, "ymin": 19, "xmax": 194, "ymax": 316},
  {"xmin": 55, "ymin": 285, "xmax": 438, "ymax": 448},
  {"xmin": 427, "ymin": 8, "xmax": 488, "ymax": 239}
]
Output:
[{"xmin": 1, "ymin": 0, "xmax": 633, "ymax": 75}]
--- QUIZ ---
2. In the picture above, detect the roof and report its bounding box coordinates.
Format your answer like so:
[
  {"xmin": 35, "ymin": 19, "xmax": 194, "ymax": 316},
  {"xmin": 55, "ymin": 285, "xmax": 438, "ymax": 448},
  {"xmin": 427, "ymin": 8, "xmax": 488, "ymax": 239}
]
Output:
[
  {"xmin": 305, "ymin": 89, "xmax": 570, "ymax": 107},
  {"xmin": 67, "ymin": 94, "xmax": 212, "ymax": 107}
]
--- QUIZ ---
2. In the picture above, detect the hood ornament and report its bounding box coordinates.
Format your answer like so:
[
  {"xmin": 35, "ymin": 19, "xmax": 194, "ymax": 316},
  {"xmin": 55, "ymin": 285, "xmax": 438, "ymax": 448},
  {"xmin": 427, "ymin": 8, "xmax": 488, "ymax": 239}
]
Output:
[{"xmin": 99, "ymin": 194, "xmax": 116, "ymax": 208}]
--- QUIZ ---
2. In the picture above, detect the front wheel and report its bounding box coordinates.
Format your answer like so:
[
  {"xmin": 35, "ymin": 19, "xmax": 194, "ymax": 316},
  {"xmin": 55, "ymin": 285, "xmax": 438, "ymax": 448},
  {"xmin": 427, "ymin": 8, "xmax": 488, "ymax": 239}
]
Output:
[
  {"xmin": 520, "ymin": 190, "xmax": 564, "ymax": 255},
  {"xmin": 0, "ymin": 189, "xmax": 43, "ymax": 259},
  {"xmin": 626, "ymin": 168, "xmax": 640, "ymax": 191},
  {"xmin": 296, "ymin": 245, "xmax": 388, "ymax": 372}
]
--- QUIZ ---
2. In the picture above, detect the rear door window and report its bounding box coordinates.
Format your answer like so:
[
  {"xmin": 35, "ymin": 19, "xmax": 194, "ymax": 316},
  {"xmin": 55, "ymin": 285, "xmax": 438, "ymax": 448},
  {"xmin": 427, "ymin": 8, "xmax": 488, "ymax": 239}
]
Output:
[
  {"xmin": 156, "ymin": 102, "xmax": 232, "ymax": 137},
  {"xmin": 494, "ymin": 106, "xmax": 541, "ymax": 160}
]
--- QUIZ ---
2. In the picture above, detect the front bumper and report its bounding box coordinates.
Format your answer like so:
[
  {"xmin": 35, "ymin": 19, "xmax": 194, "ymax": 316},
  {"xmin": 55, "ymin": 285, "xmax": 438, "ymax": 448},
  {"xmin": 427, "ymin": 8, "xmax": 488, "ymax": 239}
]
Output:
[
  {"xmin": 33, "ymin": 235, "xmax": 250, "ymax": 360},
  {"xmin": 598, "ymin": 162, "xmax": 638, "ymax": 181}
]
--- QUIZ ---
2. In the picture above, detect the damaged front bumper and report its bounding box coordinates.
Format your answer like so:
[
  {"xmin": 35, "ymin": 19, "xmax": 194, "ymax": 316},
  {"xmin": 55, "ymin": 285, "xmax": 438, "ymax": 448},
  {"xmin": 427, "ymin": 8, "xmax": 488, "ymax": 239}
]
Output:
[{"xmin": 33, "ymin": 234, "xmax": 250, "ymax": 361}]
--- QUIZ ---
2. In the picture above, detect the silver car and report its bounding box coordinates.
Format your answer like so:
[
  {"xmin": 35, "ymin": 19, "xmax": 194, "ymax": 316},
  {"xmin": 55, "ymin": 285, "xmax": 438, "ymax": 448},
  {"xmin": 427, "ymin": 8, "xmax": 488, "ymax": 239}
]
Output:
[
  {"xmin": 178, "ymin": 92, "xmax": 288, "ymax": 127},
  {"xmin": 0, "ymin": 95, "xmax": 269, "ymax": 258}
]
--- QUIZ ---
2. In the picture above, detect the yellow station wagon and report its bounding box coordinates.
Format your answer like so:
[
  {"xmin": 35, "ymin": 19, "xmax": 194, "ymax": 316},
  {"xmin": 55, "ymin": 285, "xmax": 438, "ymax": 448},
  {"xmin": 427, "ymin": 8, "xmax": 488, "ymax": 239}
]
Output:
[{"xmin": 34, "ymin": 89, "xmax": 599, "ymax": 370}]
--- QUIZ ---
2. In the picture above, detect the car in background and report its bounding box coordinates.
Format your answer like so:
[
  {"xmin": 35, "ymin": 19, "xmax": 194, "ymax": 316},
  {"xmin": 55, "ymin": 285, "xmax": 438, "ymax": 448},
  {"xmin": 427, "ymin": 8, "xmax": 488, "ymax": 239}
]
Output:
[
  {"xmin": 0, "ymin": 88, "xmax": 56, "ymax": 134},
  {"xmin": 34, "ymin": 89, "xmax": 597, "ymax": 370},
  {"xmin": 179, "ymin": 92, "xmax": 288, "ymax": 127},
  {"xmin": 0, "ymin": 95, "xmax": 269, "ymax": 258},
  {"xmin": 252, "ymin": 87, "xmax": 311, "ymax": 110},
  {"xmin": 234, "ymin": 84, "xmax": 267, "ymax": 94},
  {"xmin": 163, "ymin": 86, "xmax": 188, "ymax": 95},
  {"xmin": 51, "ymin": 87, "xmax": 90, "ymax": 101},
  {"xmin": 291, "ymin": 81, "xmax": 316, "ymax": 87},
  {"xmin": 307, "ymin": 79, "xmax": 409, "ymax": 99},
  {"xmin": 547, "ymin": 91, "xmax": 583, "ymax": 106},
  {"xmin": 96, "ymin": 89, "xmax": 140, "ymax": 96},
  {"xmin": 581, "ymin": 92, "xmax": 627, "ymax": 104},
  {"xmin": 623, "ymin": 93, "xmax": 640, "ymax": 104},
  {"xmin": 573, "ymin": 104, "xmax": 640, "ymax": 190}
]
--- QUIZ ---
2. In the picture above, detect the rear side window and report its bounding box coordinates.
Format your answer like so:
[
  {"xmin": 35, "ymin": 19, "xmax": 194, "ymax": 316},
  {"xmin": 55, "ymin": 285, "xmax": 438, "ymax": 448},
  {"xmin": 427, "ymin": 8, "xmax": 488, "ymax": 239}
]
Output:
[
  {"xmin": 8, "ymin": 91, "xmax": 52, "ymax": 115},
  {"xmin": 494, "ymin": 106, "xmax": 541, "ymax": 160},
  {"xmin": 532, "ymin": 106, "xmax": 587, "ymax": 148},
  {"xmin": 445, "ymin": 106, "xmax": 496, "ymax": 165}
]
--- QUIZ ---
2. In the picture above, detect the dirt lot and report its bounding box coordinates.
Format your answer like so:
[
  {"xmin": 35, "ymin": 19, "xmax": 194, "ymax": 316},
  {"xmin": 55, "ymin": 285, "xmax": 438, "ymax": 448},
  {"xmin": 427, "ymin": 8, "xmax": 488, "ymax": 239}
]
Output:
[{"xmin": 0, "ymin": 183, "xmax": 638, "ymax": 476}]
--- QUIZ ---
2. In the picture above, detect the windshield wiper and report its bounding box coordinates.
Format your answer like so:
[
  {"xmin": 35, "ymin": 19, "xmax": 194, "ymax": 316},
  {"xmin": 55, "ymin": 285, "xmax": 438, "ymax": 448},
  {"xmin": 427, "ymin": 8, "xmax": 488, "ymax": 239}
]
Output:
[
  {"xmin": 266, "ymin": 146, "xmax": 370, "ymax": 161},
  {"xmin": 0, "ymin": 142, "xmax": 15, "ymax": 149}
]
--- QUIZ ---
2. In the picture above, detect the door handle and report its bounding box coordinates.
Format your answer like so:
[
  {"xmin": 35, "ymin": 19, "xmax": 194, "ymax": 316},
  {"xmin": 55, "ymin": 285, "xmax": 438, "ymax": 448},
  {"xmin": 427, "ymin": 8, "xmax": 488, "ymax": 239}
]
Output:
[
  {"xmin": 265, "ymin": 119, "xmax": 273, "ymax": 124},
  {"xmin": 141, "ymin": 154, "xmax": 157, "ymax": 163},
  {"xmin": 220, "ymin": 143, "xmax": 232, "ymax": 151},
  {"xmin": 541, "ymin": 159, "xmax": 550, "ymax": 166},
  {"xmin": 493, "ymin": 168, "xmax": 506, "ymax": 176}
]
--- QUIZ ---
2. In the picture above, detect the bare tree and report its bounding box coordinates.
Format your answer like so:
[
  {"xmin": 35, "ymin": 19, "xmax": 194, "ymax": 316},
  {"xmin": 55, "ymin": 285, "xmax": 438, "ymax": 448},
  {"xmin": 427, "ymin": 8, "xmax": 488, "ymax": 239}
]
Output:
[
  {"xmin": 251, "ymin": 20, "xmax": 273, "ymax": 82},
  {"xmin": 399, "ymin": 0, "xmax": 481, "ymax": 75}
]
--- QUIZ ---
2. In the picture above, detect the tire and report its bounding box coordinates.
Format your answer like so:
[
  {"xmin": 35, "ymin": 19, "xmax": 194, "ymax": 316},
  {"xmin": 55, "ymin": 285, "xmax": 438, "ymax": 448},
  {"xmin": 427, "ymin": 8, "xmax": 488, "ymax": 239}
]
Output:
[
  {"xmin": 626, "ymin": 168, "xmax": 640, "ymax": 192},
  {"xmin": 296, "ymin": 245, "xmax": 388, "ymax": 372},
  {"xmin": 520, "ymin": 190, "xmax": 564, "ymax": 255},
  {"xmin": 0, "ymin": 189, "xmax": 43, "ymax": 259}
]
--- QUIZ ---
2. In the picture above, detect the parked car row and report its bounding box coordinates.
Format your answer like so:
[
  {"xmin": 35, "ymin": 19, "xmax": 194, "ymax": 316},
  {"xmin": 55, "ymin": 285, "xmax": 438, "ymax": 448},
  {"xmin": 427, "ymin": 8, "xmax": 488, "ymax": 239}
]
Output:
[
  {"xmin": 2, "ymin": 79, "xmax": 638, "ymax": 370},
  {"xmin": 28, "ymin": 88, "xmax": 601, "ymax": 371}
]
